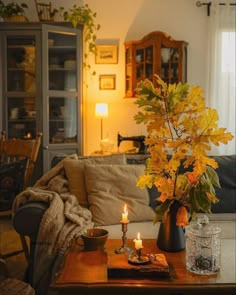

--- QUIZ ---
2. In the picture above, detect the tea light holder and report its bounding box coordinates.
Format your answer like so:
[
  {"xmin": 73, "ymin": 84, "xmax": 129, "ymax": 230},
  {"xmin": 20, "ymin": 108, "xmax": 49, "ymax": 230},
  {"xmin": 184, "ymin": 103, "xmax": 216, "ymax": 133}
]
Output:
[
  {"xmin": 115, "ymin": 222, "xmax": 133, "ymax": 254},
  {"xmin": 128, "ymin": 247, "xmax": 150, "ymax": 265}
]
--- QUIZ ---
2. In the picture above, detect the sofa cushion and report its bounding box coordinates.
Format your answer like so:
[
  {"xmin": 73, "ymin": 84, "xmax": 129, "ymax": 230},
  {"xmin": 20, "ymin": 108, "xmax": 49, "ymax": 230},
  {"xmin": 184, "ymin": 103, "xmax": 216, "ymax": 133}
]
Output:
[
  {"xmin": 63, "ymin": 154, "xmax": 127, "ymax": 208},
  {"xmin": 211, "ymin": 155, "xmax": 236, "ymax": 213},
  {"xmin": 84, "ymin": 164, "xmax": 154, "ymax": 226}
]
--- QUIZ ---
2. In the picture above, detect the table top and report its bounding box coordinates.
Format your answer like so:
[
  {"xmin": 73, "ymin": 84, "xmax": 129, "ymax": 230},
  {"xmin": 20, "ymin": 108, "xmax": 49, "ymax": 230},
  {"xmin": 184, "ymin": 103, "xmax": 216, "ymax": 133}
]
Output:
[{"xmin": 51, "ymin": 238, "xmax": 236, "ymax": 294}]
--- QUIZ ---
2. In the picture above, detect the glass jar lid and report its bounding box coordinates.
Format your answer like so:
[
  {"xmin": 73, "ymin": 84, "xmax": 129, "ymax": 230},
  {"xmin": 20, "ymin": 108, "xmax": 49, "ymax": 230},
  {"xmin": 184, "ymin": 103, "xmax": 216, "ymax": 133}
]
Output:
[{"xmin": 188, "ymin": 215, "xmax": 221, "ymax": 238}]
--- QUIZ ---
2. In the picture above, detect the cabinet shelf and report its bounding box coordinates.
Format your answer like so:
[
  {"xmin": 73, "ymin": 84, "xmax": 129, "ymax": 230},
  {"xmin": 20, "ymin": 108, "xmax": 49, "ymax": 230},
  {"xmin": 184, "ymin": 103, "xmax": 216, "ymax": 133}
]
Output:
[
  {"xmin": 124, "ymin": 31, "xmax": 188, "ymax": 97},
  {"xmin": 9, "ymin": 118, "xmax": 36, "ymax": 122},
  {"xmin": 49, "ymin": 67, "xmax": 76, "ymax": 71}
]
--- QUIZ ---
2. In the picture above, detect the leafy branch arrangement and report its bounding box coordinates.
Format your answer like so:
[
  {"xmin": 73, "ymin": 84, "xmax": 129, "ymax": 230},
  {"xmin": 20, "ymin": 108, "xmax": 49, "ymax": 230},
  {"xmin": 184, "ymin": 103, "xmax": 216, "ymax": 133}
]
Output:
[
  {"xmin": 60, "ymin": 3, "xmax": 100, "ymax": 75},
  {"xmin": 134, "ymin": 75, "xmax": 234, "ymax": 225}
]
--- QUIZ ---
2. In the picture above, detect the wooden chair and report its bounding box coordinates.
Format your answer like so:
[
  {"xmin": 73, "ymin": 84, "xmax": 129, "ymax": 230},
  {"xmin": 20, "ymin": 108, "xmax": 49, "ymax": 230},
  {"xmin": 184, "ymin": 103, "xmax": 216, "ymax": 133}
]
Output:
[
  {"xmin": 0, "ymin": 258, "xmax": 35, "ymax": 294},
  {"xmin": 34, "ymin": 0, "xmax": 53, "ymax": 21},
  {"xmin": 0, "ymin": 131, "xmax": 42, "ymax": 192},
  {"xmin": 0, "ymin": 131, "xmax": 42, "ymax": 261}
]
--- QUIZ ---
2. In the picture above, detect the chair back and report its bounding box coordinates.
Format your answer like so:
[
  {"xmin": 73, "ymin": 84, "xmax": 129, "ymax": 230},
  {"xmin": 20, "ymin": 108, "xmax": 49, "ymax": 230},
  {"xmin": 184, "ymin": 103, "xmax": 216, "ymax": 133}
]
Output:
[
  {"xmin": 34, "ymin": 0, "xmax": 53, "ymax": 21},
  {"xmin": 0, "ymin": 131, "xmax": 43, "ymax": 189}
]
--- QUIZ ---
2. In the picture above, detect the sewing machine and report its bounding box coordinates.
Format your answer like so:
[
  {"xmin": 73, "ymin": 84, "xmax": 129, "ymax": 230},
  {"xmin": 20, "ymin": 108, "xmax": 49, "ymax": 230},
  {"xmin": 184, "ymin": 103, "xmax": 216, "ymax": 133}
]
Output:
[{"xmin": 117, "ymin": 132, "xmax": 147, "ymax": 154}]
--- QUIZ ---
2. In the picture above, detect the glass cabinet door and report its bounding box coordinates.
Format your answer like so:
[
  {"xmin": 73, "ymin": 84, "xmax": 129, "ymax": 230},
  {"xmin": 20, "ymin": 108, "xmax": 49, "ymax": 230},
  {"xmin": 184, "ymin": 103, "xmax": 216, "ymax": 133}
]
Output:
[
  {"xmin": 6, "ymin": 34, "xmax": 37, "ymax": 139},
  {"xmin": 160, "ymin": 46, "xmax": 179, "ymax": 84},
  {"xmin": 135, "ymin": 45, "xmax": 154, "ymax": 82},
  {"xmin": 49, "ymin": 96, "xmax": 77, "ymax": 144},
  {"xmin": 48, "ymin": 32, "xmax": 77, "ymax": 91},
  {"xmin": 42, "ymin": 25, "xmax": 82, "ymax": 172},
  {"xmin": 44, "ymin": 28, "xmax": 80, "ymax": 146}
]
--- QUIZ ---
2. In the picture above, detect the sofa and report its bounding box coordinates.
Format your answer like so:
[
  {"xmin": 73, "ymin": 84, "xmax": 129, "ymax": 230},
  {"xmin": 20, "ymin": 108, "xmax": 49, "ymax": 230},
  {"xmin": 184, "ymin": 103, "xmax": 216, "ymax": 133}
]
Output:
[{"xmin": 12, "ymin": 153, "xmax": 236, "ymax": 292}]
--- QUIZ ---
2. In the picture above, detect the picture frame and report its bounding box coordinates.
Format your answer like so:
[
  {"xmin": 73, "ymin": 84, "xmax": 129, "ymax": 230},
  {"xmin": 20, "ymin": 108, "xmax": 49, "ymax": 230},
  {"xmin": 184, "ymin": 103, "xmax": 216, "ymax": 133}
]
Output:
[
  {"xmin": 95, "ymin": 45, "xmax": 118, "ymax": 64},
  {"xmin": 99, "ymin": 75, "xmax": 116, "ymax": 90}
]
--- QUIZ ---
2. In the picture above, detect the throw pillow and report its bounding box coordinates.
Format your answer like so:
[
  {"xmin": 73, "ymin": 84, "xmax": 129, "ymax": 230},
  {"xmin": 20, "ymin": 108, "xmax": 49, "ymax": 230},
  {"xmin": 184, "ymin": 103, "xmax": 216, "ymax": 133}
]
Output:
[
  {"xmin": 63, "ymin": 154, "xmax": 127, "ymax": 208},
  {"xmin": 84, "ymin": 164, "xmax": 155, "ymax": 226},
  {"xmin": 0, "ymin": 158, "xmax": 28, "ymax": 211},
  {"xmin": 211, "ymin": 155, "xmax": 236, "ymax": 213}
]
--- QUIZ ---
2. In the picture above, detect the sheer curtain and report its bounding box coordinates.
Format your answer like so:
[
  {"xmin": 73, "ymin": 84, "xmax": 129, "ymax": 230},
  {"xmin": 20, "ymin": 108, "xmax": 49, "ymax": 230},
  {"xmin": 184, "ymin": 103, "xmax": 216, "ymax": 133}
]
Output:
[{"xmin": 206, "ymin": 0, "xmax": 236, "ymax": 155}]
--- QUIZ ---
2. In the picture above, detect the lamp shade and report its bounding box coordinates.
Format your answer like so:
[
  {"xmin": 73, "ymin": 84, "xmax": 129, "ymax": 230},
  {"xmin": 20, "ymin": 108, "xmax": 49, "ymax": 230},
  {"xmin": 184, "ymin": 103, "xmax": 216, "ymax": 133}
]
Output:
[{"xmin": 95, "ymin": 103, "xmax": 108, "ymax": 118}]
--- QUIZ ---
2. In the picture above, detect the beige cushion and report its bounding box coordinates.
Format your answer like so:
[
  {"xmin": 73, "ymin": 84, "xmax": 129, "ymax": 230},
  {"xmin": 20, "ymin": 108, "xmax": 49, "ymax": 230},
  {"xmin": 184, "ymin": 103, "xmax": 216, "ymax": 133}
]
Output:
[
  {"xmin": 63, "ymin": 154, "xmax": 127, "ymax": 208},
  {"xmin": 84, "ymin": 164, "xmax": 154, "ymax": 226}
]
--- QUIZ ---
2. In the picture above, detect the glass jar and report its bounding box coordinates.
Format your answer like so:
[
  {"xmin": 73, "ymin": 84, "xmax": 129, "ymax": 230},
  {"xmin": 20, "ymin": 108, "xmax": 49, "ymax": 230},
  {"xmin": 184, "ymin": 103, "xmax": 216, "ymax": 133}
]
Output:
[{"xmin": 186, "ymin": 215, "xmax": 221, "ymax": 275}]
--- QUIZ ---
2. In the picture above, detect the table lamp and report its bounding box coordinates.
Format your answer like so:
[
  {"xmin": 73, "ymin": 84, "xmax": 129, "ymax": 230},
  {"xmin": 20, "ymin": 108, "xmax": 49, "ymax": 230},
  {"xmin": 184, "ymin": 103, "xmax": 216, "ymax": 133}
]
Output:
[{"xmin": 95, "ymin": 103, "xmax": 108, "ymax": 140}]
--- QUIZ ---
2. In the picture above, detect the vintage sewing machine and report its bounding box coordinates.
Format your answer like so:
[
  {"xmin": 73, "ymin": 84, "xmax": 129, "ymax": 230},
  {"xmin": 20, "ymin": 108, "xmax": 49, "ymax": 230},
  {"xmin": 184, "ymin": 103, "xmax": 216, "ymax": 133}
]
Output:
[{"xmin": 117, "ymin": 132, "xmax": 147, "ymax": 154}]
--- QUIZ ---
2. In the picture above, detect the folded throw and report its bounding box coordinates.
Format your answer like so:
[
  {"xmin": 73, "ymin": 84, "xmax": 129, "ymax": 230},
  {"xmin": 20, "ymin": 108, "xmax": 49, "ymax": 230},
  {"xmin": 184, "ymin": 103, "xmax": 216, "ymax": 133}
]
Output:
[{"xmin": 12, "ymin": 154, "xmax": 94, "ymax": 294}]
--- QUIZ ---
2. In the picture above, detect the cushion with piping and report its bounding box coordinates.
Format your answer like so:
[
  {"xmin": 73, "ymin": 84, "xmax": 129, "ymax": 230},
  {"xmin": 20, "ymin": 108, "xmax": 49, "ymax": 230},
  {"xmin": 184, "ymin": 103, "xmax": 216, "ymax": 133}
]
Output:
[
  {"xmin": 63, "ymin": 154, "xmax": 127, "ymax": 208},
  {"xmin": 84, "ymin": 164, "xmax": 154, "ymax": 226}
]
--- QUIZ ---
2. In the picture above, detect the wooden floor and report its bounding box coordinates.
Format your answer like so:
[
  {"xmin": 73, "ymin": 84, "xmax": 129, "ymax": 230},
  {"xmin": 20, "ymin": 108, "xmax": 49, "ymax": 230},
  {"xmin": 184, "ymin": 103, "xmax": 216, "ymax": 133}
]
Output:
[{"xmin": 0, "ymin": 216, "xmax": 28, "ymax": 280}]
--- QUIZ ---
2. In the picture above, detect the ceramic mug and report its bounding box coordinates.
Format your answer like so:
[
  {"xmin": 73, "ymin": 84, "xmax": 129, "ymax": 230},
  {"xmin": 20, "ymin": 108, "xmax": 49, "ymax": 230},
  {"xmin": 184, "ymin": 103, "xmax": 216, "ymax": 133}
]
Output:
[{"xmin": 79, "ymin": 228, "xmax": 109, "ymax": 251}]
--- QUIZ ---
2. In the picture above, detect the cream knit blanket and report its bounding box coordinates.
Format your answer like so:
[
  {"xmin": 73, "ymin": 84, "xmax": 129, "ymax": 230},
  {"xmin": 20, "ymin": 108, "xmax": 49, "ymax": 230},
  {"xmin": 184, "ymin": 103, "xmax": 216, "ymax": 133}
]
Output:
[{"xmin": 12, "ymin": 154, "xmax": 94, "ymax": 294}]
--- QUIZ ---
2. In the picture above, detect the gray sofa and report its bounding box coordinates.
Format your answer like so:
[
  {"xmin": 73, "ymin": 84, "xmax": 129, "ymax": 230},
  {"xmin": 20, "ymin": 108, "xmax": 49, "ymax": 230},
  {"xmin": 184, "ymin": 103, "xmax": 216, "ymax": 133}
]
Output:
[{"xmin": 12, "ymin": 153, "xmax": 236, "ymax": 287}]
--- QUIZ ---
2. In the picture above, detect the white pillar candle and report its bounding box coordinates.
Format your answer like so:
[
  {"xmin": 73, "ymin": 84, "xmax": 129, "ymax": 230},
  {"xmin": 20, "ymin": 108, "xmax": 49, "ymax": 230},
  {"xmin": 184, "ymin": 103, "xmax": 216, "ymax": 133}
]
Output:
[
  {"xmin": 121, "ymin": 203, "xmax": 128, "ymax": 223},
  {"xmin": 134, "ymin": 232, "xmax": 143, "ymax": 249}
]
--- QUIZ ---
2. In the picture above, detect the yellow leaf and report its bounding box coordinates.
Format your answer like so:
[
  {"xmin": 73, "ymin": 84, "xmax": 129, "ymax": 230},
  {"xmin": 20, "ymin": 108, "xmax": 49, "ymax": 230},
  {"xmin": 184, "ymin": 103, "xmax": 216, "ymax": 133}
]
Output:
[
  {"xmin": 136, "ymin": 174, "xmax": 153, "ymax": 189},
  {"xmin": 206, "ymin": 192, "xmax": 219, "ymax": 204}
]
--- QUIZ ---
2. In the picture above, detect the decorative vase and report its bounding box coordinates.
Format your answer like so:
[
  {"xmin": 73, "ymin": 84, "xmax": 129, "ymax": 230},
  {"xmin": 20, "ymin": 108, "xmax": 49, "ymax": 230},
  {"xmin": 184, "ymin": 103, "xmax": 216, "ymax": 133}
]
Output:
[{"xmin": 156, "ymin": 201, "xmax": 185, "ymax": 252}]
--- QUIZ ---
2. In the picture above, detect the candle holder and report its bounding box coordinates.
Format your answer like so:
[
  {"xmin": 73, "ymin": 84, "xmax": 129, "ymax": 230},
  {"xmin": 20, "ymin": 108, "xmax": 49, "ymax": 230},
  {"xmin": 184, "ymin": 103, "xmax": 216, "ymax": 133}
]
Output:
[
  {"xmin": 128, "ymin": 247, "xmax": 150, "ymax": 265},
  {"xmin": 115, "ymin": 221, "xmax": 133, "ymax": 254}
]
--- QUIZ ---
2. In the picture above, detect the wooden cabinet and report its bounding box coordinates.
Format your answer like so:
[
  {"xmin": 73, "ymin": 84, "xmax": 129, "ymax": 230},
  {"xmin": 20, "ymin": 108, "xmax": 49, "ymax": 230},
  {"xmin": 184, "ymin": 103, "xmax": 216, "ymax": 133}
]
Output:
[
  {"xmin": 0, "ymin": 22, "xmax": 83, "ymax": 177},
  {"xmin": 124, "ymin": 31, "xmax": 188, "ymax": 97}
]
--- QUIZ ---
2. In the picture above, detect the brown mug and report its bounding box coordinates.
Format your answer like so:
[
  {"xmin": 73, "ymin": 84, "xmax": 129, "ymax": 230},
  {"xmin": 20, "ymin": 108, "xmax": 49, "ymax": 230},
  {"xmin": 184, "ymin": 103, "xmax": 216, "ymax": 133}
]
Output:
[{"xmin": 80, "ymin": 228, "xmax": 109, "ymax": 251}]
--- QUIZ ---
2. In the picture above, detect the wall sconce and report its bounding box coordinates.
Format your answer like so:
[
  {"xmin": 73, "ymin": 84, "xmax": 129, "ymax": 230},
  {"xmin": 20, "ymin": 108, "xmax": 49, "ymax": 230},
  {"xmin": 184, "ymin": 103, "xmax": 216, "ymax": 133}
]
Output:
[{"xmin": 95, "ymin": 103, "xmax": 108, "ymax": 140}]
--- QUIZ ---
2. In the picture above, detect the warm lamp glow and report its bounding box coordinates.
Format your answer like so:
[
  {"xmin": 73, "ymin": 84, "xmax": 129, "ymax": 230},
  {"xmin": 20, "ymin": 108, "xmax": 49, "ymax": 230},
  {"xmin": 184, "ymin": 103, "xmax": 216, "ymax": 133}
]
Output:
[
  {"xmin": 95, "ymin": 103, "xmax": 108, "ymax": 140},
  {"xmin": 95, "ymin": 103, "xmax": 108, "ymax": 118}
]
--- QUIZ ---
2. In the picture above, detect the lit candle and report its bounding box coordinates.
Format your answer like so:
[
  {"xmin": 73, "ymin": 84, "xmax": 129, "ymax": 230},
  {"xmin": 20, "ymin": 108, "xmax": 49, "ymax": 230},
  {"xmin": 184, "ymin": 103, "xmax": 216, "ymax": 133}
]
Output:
[
  {"xmin": 121, "ymin": 204, "xmax": 128, "ymax": 223},
  {"xmin": 134, "ymin": 232, "xmax": 143, "ymax": 249}
]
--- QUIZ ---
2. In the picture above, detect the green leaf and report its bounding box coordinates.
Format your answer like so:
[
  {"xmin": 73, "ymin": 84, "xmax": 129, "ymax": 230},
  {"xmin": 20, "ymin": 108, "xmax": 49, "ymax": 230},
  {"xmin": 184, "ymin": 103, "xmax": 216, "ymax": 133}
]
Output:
[
  {"xmin": 153, "ymin": 200, "xmax": 172, "ymax": 223},
  {"xmin": 206, "ymin": 165, "xmax": 221, "ymax": 188}
]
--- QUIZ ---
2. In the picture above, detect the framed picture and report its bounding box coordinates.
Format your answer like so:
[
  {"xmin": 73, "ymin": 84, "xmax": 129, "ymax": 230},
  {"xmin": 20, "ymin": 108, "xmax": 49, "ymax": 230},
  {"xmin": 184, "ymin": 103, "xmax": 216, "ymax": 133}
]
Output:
[
  {"xmin": 95, "ymin": 45, "xmax": 118, "ymax": 64},
  {"xmin": 99, "ymin": 75, "xmax": 116, "ymax": 90}
]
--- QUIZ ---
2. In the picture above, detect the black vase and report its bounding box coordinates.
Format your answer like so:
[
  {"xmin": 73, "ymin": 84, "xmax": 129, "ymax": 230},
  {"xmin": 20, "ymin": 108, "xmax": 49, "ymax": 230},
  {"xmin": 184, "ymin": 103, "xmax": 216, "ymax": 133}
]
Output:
[{"xmin": 156, "ymin": 201, "xmax": 185, "ymax": 252}]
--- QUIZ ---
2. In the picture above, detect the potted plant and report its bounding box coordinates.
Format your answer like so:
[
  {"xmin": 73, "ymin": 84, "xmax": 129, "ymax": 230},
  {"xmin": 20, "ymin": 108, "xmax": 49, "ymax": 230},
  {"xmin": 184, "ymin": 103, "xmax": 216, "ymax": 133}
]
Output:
[
  {"xmin": 59, "ymin": 3, "xmax": 100, "ymax": 75},
  {"xmin": 134, "ymin": 75, "xmax": 234, "ymax": 251},
  {"xmin": 0, "ymin": 1, "xmax": 28, "ymax": 21}
]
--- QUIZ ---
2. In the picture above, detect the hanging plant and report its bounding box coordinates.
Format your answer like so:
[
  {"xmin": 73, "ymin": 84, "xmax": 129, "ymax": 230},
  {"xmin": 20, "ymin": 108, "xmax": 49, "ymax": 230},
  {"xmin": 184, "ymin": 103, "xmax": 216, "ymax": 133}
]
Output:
[{"xmin": 60, "ymin": 3, "xmax": 100, "ymax": 75}]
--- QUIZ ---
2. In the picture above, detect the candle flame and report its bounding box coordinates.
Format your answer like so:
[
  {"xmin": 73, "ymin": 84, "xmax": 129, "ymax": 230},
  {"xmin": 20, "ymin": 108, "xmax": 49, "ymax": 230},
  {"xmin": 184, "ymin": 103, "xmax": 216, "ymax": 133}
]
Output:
[
  {"xmin": 124, "ymin": 204, "xmax": 127, "ymax": 214},
  {"xmin": 137, "ymin": 232, "xmax": 140, "ymax": 240}
]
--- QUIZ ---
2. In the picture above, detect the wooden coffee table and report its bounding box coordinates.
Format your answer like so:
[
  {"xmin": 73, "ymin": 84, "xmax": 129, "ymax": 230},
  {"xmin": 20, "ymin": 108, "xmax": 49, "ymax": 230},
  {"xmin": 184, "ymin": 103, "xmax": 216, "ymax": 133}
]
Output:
[{"xmin": 50, "ymin": 239, "xmax": 236, "ymax": 295}]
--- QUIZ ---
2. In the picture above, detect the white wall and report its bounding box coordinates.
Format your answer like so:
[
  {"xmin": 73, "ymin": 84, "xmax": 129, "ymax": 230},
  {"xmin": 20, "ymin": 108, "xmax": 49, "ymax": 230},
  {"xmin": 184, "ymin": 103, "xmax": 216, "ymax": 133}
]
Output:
[
  {"xmin": 84, "ymin": 0, "xmax": 208, "ymax": 155},
  {"xmin": 3, "ymin": 0, "xmax": 209, "ymax": 155}
]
